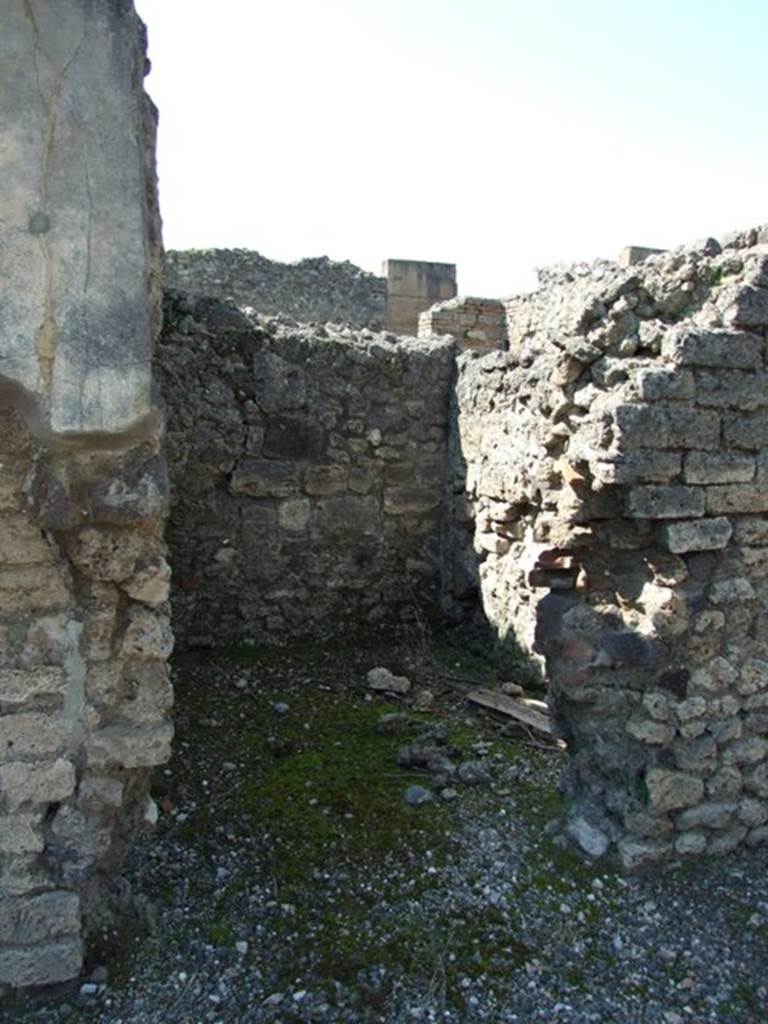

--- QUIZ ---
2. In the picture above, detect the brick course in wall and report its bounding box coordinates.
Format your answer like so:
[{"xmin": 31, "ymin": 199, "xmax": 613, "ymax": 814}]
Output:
[{"xmin": 419, "ymin": 296, "xmax": 507, "ymax": 353}]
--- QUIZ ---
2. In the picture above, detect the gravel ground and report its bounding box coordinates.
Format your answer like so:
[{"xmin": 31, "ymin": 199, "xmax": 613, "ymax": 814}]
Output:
[{"xmin": 7, "ymin": 638, "xmax": 768, "ymax": 1024}]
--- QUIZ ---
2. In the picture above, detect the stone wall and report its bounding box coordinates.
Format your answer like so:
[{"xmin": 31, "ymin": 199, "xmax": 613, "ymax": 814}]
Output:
[
  {"xmin": 419, "ymin": 296, "xmax": 507, "ymax": 353},
  {"xmin": 0, "ymin": 1, "xmax": 171, "ymax": 990},
  {"xmin": 446, "ymin": 228, "xmax": 768, "ymax": 868},
  {"xmin": 164, "ymin": 250, "xmax": 388, "ymax": 329},
  {"xmin": 156, "ymin": 292, "xmax": 456, "ymax": 648}
]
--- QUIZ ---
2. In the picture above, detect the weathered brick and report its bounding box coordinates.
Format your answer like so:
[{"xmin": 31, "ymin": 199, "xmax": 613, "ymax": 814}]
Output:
[{"xmin": 676, "ymin": 801, "xmax": 737, "ymax": 830}]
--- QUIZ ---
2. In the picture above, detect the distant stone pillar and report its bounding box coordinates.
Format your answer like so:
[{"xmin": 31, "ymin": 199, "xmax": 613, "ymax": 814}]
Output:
[
  {"xmin": 383, "ymin": 259, "xmax": 457, "ymax": 335},
  {"xmin": 0, "ymin": 1, "xmax": 171, "ymax": 991}
]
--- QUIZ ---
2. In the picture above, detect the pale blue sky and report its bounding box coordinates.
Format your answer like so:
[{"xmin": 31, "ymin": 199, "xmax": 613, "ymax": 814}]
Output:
[{"xmin": 134, "ymin": 0, "xmax": 767, "ymax": 296}]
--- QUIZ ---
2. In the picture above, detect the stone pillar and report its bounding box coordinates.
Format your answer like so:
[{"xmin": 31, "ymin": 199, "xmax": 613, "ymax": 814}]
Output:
[
  {"xmin": 384, "ymin": 259, "xmax": 457, "ymax": 335},
  {"xmin": 0, "ymin": 1, "xmax": 171, "ymax": 990}
]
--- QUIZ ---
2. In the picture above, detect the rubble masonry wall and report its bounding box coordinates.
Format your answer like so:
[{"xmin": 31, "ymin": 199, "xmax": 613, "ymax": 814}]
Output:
[
  {"xmin": 156, "ymin": 292, "xmax": 456, "ymax": 647},
  {"xmin": 445, "ymin": 229, "xmax": 768, "ymax": 869}
]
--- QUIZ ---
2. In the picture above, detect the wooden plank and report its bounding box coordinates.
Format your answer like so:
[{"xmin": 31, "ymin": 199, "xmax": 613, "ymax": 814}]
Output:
[{"xmin": 466, "ymin": 688, "xmax": 553, "ymax": 736}]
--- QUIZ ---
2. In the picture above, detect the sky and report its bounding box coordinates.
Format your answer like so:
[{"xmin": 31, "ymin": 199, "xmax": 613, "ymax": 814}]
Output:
[{"xmin": 133, "ymin": 0, "xmax": 768, "ymax": 297}]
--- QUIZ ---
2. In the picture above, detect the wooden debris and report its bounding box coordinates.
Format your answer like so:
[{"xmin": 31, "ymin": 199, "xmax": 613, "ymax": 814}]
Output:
[{"xmin": 466, "ymin": 688, "xmax": 553, "ymax": 737}]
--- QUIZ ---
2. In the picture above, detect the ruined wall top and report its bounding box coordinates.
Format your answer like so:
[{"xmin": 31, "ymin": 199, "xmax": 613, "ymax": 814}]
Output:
[{"xmin": 164, "ymin": 249, "xmax": 388, "ymax": 329}]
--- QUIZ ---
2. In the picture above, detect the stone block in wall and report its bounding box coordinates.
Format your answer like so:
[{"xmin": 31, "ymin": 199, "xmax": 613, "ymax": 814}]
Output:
[
  {"xmin": 636, "ymin": 368, "xmax": 695, "ymax": 402},
  {"xmin": 304, "ymin": 465, "xmax": 349, "ymax": 496},
  {"xmin": 645, "ymin": 768, "xmax": 705, "ymax": 813},
  {"xmin": 0, "ymin": 516, "xmax": 55, "ymax": 566},
  {"xmin": 230, "ymin": 459, "xmax": 300, "ymax": 497},
  {"xmin": 733, "ymin": 517, "xmax": 768, "ymax": 545},
  {"xmin": 0, "ymin": 566, "xmax": 71, "ymax": 616},
  {"xmin": 659, "ymin": 517, "xmax": 733, "ymax": 553},
  {"xmin": 0, "ymin": 713, "xmax": 65, "ymax": 762},
  {"xmin": 278, "ymin": 497, "xmax": 311, "ymax": 532},
  {"xmin": 66, "ymin": 527, "xmax": 145, "ymax": 582},
  {"xmin": 316, "ymin": 496, "xmax": 379, "ymax": 535},
  {"xmin": 722, "ymin": 286, "xmax": 768, "ymax": 327},
  {"xmin": 723, "ymin": 411, "xmax": 768, "ymax": 450},
  {"xmin": 683, "ymin": 452, "xmax": 755, "ymax": 485},
  {"xmin": 0, "ymin": 938, "xmax": 84, "ymax": 988},
  {"xmin": 626, "ymin": 486, "xmax": 705, "ymax": 519},
  {"xmin": 706, "ymin": 485, "xmax": 768, "ymax": 515},
  {"xmin": 661, "ymin": 328, "xmax": 763, "ymax": 369},
  {"xmin": 614, "ymin": 405, "xmax": 720, "ymax": 450},
  {"xmin": 263, "ymin": 416, "xmax": 325, "ymax": 460},
  {"xmin": 0, "ymin": 815, "xmax": 45, "ymax": 854},
  {"xmin": 86, "ymin": 452, "xmax": 169, "ymax": 527},
  {"xmin": 592, "ymin": 452, "xmax": 682, "ymax": 485},
  {"xmin": 85, "ymin": 723, "xmax": 174, "ymax": 770},
  {"xmin": 0, "ymin": 668, "xmax": 68, "ymax": 708},
  {"xmin": 695, "ymin": 370, "xmax": 767, "ymax": 410},
  {"xmin": 0, "ymin": 891, "xmax": 80, "ymax": 945},
  {"xmin": 0, "ymin": 759, "xmax": 76, "ymax": 810}
]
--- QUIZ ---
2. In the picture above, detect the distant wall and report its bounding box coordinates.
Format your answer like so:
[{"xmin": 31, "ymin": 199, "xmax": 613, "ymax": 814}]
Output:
[
  {"xmin": 384, "ymin": 259, "xmax": 457, "ymax": 335},
  {"xmin": 419, "ymin": 296, "xmax": 506, "ymax": 353},
  {"xmin": 156, "ymin": 293, "xmax": 456, "ymax": 647},
  {"xmin": 165, "ymin": 251, "xmax": 460, "ymax": 336},
  {"xmin": 164, "ymin": 250, "xmax": 388, "ymax": 328}
]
